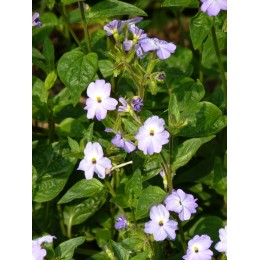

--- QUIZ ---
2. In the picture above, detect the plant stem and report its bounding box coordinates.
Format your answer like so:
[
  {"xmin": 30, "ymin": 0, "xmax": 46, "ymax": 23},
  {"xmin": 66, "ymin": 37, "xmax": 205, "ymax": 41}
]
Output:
[
  {"xmin": 198, "ymin": 46, "xmax": 204, "ymax": 83},
  {"xmin": 67, "ymin": 216, "xmax": 73, "ymax": 238},
  {"xmin": 79, "ymin": 2, "xmax": 91, "ymax": 52},
  {"xmin": 176, "ymin": 217, "xmax": 187, "ymax": 252},
  {"xmin": 57, "ymin": 6, "xmax": 84, "ymax": 50},
  {"xmin": 104, "ymin": 178, "xmax": 126, "ymax": 215},
  {"xmin": 160, "ymin": 152, "xmax": 173, "ymax": 192},
  {"xmin": 56, "ymin": 204, "xmax": 67, "ymax": 237},
  {"xmin": 211, "ymin": 19, "xmax": 227, "ymax": 110}
]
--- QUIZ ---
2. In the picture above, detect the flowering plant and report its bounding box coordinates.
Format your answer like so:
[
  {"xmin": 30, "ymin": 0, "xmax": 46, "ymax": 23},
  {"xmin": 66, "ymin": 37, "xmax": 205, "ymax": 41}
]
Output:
[{"xmin": 32, "ymin": 0, "xmax": 227, "ymax": 259}]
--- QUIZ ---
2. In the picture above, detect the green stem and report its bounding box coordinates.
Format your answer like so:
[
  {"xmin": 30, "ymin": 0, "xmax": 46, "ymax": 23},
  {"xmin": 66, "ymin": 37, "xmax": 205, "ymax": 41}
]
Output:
[
  {"xmin": 57, "ymin": 6, "xmax": 84, "ymax": 50},
  {"xmin": 67, "ymin": 216, "xmax": 73, "ymax": 238},
  {"xmin": 198, "ymin": 46, "xmax": 204, "ymax": 83},
  {"xmin": 160, "ymin": 152, "xmax": 173, "ymax": 192},
  {"xmin": 104, "ymin": 179, "xmax": 126, "ymax": 215},
  {"xmin": 79, "ymin": 2, "xmax": 91, "ymax": 52},
  {"xmin": 211, "ymin": 19, "xmax": 227, "ymax": 109},
  {"xmin": 176, "ymin": 217, "xmax": 187, "ymax": 252},
  {"xmin": 56, "ymin": 204, "xmax": 67, "ymax": 237}
]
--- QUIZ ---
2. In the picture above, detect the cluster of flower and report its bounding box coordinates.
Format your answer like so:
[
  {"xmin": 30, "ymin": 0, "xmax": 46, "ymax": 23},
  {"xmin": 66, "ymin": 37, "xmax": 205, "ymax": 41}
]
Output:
[
  {"xmin": 115, "ymin": 189, "xmax": 227, "ymax": 259},
  {"xmin": 79, "ymin": 78, "xmax": 170, "ymax": 179},
  {"xmin": 32, "ymin": 235, "xmax": 55, "ymax": 260},
  {"xmin": 104, "ymin": 17, "xmax": 176, "ymax": 60}
]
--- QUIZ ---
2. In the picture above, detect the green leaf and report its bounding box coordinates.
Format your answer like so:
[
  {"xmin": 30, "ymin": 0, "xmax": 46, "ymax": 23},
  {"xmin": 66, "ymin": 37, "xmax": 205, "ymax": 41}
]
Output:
[
  {"xmin": 110, "ymin": 194, "xmax": 129, "ymax": 208},
  {"xmin": 67, "ymin": 136, "xmax": 80, "ymax": 153},
  {"xmin": 190, "ymin": 12, "xmax": 213, "ymax": 50},
  {"xmin": 55, "ymin": 237, "xmax": 85, "ymax": 259},
  {"xmin": 161, "ymin": 0, "xmax": 199, "ymax": 8},
  {"xmin": 168, "ymin": 93, "xmax": 180, "ymax": 125},
  {"xmin": 110, "ymin": 240, "xmax": 130, "ymax": 260},
  {"xmin": 61, "ymin": 0, "xmax": 85, "ymax": 5},
  {"xmin": 80, "ymin": 122, "xmax": 94, "ymax": 150},
  {"xmin": 32, "ymin": 47, "xmax": 45, "ymax": 60},
  {"xmin": 202, "ymin": 30, "xmax": 227, "ymax": 69},
  {"xmin": 172, "ymin": 78, "xmax": 205, "ymax": 111},
  {"xmin": 56, "ymin": 117, "xmax": 88, "ymax": 139},
  {"xmin": 98, "ymin": 59, "xmax": 115, "ymax": 78},
  {"xmin": 136, "ymin": 186, "xmax": 166, "ymax": 220},
  {"xmin": 57, "ymin": 50, "xmax": 98, "ymax": 106},
  {"xmin": 89, "ymin": 0, "xmax": 147, "ymax": 19},
  {"xmin": 63, "ymin": 191, "xmax": 106, "ymax": 225},
  {"xmin": 177, "ymin": 101, "xmax": 227, "ymax": 137},
  {"xmin": 32, "ymin": 142, "xmax": 77, "ymax": 202},
  {"xmin": 58, "ymin": 179, "xmax": 104, "ymax": 204},
  {"xmin": 45, "ymin": 71, "xmax": 57, "ymax": 90},
  {"xmin": 172, "ymin": 136, "xmax": 215, "ymax": 171},
  {"xmin": 186, "ymin": 216, "xmax": 224, "ymax": 241},
  {"xmin": 43, "ymin": 37, "xmax": 55, "ymax": 70},
  {"xmin": 125, "ymin": 169, "xmax": 142, "ymax": 200},
  {"xmin": 130, "ymin": 252, "xmax": 148, "ymax": 260},
  {"xmin": 46, "ymin": 0, "xmax": 55, "ymax": 10}
]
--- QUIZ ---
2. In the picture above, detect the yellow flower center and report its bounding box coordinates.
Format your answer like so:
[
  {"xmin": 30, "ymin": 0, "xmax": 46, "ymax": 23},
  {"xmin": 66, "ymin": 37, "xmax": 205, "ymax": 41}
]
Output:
[
  {"xmin": 92, "ymin": 158, "xmax": 97, "ymax": 164},
  {"xmin": 150, "ymin": 129, "xmax": 155, "ymax": 136},
  {"xmin": 159, "ymin": 220, "xmax": 164, "ymax": 226},
  {"xmin": 194, "ymin": 246, "xmax": 199, "ymax": 253},
  {"xmin": 96, "ymin": 96, "xmax": 102, "ymax": 103}
]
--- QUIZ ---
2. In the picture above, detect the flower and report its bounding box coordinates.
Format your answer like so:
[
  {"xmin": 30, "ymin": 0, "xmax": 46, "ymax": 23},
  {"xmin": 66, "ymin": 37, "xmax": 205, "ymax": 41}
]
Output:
[
  {"xmin": 32, "ymin": 235, "xmax": 56, "ymax": 260},
  {"xmin": 139, "ymin": 37, "xmax": 176, "ymax": 60},
  {"xmin": 135, "ymin": 115, "xmax": 169, "ymax": 155},
  {"xmin": 183, "ymin": 235, "xmax": 213, "ymax": 260},
  {"xmin": 103, "ymin": 19, "xmax": 122, "ymax": 36},
  {"xmin": 111, "ymin": 134, "xmax": 136, "ymax": 153},
  {"xmin": 200, "ymin": 0, "xmax": 227, "ymax": 16},
  {"xmin": 77, "ymin": 142, "xmax": 112, "ymax": 179},
  {"xmin": 85, "ymin": 79, "xmax": 118, "ymax": 121},
  {"xmin": 164, "ymin": 189, "xmax": 198, "ymax": 221},
  {"xmin": 115, "ymin": 214, "xmax": 128, "ymax": 230},
  {"xmin": 118, "ymin": 97, "xmax": 131, "ymax": 112},
  {"xmin": 131, "ymin": 96, "xmax": 143, "ymax": 112},
  {"xmin": 144, "ymin": 204, "xmax": 178, "ymax": 241},
  {"xmin": 121, "ymin": 17, "xmax": 143, "ymax": 30},
  {"xmin": 215, "ymin": 226, "xmax": 227, "ymax": 255},
  {"xmin": 32, "ymin": 12, "xmax": 42, "ymax": 27}
]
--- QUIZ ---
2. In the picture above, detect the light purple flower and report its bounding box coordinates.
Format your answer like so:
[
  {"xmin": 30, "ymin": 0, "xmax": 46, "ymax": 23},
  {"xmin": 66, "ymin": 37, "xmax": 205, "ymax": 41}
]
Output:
[
  {"xmin": 135, "ymin": 116, "xmax": 170, "ymax": 155},
  {"xmin": 32, "ymin": 243, "xmax": 46, "ymax": 260},
  {"xmin": 164, "ymin": 189, "xmax": 198, "ymax": 221},
  {"xmin": 103, "ymin": 19, "xmax": 122, "ymax": 36},
  {"xmin": 32, "ymin": 12, "xmax": 42, "ymax": 27},
  {"xmin": 78, "ymin": 142, "xmax": 112, "ymax": 179},
  {"xmin": 115, "ymin": 214, "xmax": 128, "ymax": 230},
  {"xmin": 135, "ymin": 43, "xmax": 143, "ymax": 57},
  {"xmin": 139, "ymin": 38, "xmax": 176, "ymax": 60},
  {"xmin": 200, "ymin": 0, "xmax": 227, "ymax": 16},
  {"xmin": 183, "ymin": 235, "xmax": 213, "ymax": 260},
  {"xmin": 131, "ymin": 96, "xmax": 143, "ymax": 112},
  {"xmin": 215, "ymin": 226, "xmax": 227, "ymax": 255},
  {"xmin": 121, "ymin": 17, "xmax": 143, "ymax": 30},
  {"xmin": 112, "ymin": 134, "xmax": 136, "ymax": 153},
  {"xmin": 85, "ymin": 79, "xmax": 118, "ymax": 121},
  {"xmin": 118, "ymin": 97, "xmax": 130, "ymax": 112},
  {"xmin": 32, "ymin": 235, "xmax": 56, "ymax": 260},
  {"xmin": 144, "ymin": 204, "xmax": 178, "ymax": 241}
]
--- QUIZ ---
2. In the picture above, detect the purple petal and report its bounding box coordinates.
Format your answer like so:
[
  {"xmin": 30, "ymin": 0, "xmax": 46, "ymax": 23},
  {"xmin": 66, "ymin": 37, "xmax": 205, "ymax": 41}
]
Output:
[
  {"xmin": 95, "ymin": 105, "xmax": 108, "ymax": 121},
  {"xmin": 123, "ymin": 40, "xmax": 133, "ymax": 51},
  {"xmin": 102, "ymin": 97, "xmax": 118, "ymax": 111},
  {"xmin": 123, "ymin": 140, "xmax": 136, "ymax": 153}
]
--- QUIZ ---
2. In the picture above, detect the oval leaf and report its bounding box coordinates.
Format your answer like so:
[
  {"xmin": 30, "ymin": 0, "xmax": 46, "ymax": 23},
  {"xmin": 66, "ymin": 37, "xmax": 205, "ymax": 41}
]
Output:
[
  {"xmin": 136, "ymin": 186, "xmax": 166, "ymax": 220},
  {"xmin": 32, "ymin": 142, "xmax": 77, "ymax": 202},
  {"xmin": 58, "ymin": 179, "xmax": 104, "ymax": 204},
  {"xmin": 172, "ymin": 136, "xmax": 215, "ymax": 171},
  {"xmin": 177, "ymin": 101, "xmax": 227, "ymax": 137},
  {"xmin": 161, "ymin": 0, "xmax": 199, "ymax": 8},
  {"xmin": 57, "ymin": 50, "xmax": 98, "ymax": 106},
  {"xmin": 190, "ymin": 12, "xmax": 213, "ymax": 50},
  {"xmin": 55, "ymin": 237, "xmax": 85, "ymax": 259}
]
